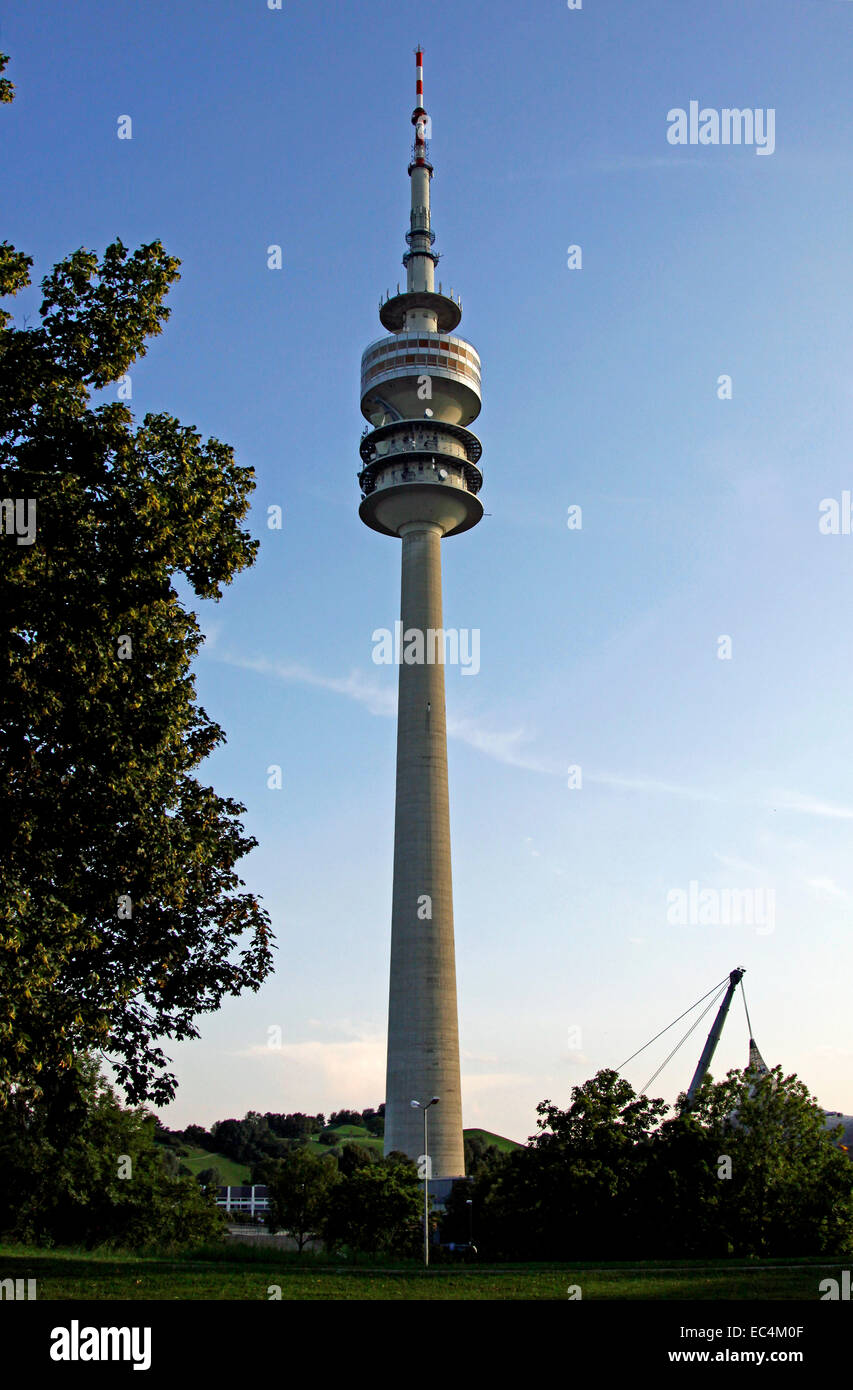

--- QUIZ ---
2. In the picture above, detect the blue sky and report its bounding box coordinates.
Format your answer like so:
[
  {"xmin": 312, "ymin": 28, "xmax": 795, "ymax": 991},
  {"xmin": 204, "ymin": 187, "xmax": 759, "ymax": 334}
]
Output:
[{"xmin": 4, "ymin": 0, "xmax": 853, "ymax": 1140}]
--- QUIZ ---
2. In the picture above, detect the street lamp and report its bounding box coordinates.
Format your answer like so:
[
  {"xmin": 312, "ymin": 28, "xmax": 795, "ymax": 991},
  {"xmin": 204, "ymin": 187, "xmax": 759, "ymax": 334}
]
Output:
[{"xmin": 411, "ymin": 1097, "xmax": 439, "ymax": 1267}]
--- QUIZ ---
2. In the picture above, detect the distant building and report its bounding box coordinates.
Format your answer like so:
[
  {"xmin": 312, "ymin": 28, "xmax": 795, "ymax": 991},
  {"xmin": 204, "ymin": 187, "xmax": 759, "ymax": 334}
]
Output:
[{"xmin": 216, "ymin": 1185, "xmax": 269, "ymax": 1216}]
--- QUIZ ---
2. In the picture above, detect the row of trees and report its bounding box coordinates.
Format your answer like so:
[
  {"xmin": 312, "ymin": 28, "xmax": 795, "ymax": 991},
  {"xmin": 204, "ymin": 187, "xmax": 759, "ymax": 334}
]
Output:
[
  {"xmin": 154, "ymin": 1105, "xmax": 387, "ymax": 1179},
  {"xmin": 440, "ymin": 1068, "xmax": 853, "ymax": 1260},
  {"xmin": 0, "ymin": 1055, "xmax": 422, "ymax": 1256},
  {"xmin": 246, "ymin": 1068, "xmax": 853, "ymax": 1262},
  {"xmin": 2, "ymin": 1056, "xmax": 850, "ymax": 1260},
  {"xmin": 267, "ymin": 1145, "xmax": 423, "ymax": 1256}
]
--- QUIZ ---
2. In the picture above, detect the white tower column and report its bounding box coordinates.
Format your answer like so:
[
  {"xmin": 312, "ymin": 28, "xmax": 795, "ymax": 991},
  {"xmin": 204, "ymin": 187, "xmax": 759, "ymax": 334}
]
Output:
[{"xmin": 383, "ymin": 523, "xmax": 464, "ymax": 1174}]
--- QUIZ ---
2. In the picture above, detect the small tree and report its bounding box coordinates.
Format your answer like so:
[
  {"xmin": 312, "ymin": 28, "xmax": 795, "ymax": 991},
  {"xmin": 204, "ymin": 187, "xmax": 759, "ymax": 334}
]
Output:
[
  {"xmin": 321, "ymin": 1153, "xmax": 423, "ymax": 1257},
  {"xmin": 267, "ymin": 1148, "xmax": 339, "ymax": 1252},
  {"xmin": 195, "ymin": 1167, "xmax": 224, "ymax": 1196}
]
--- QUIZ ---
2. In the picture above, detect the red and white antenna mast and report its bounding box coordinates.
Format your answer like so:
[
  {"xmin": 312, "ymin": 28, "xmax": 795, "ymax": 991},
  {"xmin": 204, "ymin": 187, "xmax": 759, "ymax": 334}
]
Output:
[{"xmin": 411, "ymin": 45, "xmax": 431, "ymax": 170}]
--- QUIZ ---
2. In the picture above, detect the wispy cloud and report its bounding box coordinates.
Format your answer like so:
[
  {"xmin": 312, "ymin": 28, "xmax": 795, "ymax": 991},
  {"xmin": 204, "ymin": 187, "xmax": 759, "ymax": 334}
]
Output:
[
  {"xmin": 713, "ymin": 853, "xmax": 765, "ymax": 875},
  {"xmin": 587, "ymin": 771, "xmax": 727, "ymax": 803},
  {"xmin": 212, "ymin": 649, "xmax": 853, "ymax": 821},
  {"xmin": 216, "ymin": 649, "xmax": 552, "ymax": 770},
  {"xmin": 769, "ymin": 790, "xmax": 853, "ymax": 820},
  {"xmin": 445, "ymin": 714, "xmax": 557, "ymax": 774},
  {"xmin": 804, "ymin": 876, "xmax": 853, "ymax": 903},
  {"xmin": 217, "ymin": 651, "xmax": 396, "ymax": 718}
]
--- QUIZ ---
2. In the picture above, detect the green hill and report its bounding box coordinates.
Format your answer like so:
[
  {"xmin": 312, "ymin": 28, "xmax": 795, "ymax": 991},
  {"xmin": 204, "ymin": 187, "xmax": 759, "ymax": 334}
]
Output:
[
  {"xmin": 464, "ymin": 1127, "xmax": 522, "ymax": 1153},
  {"xmin": 308, "ymin": 1124, "xmax": 523, "ymax": 1156},
  {"xmin": 179, "ymin": 1147, "xmax": 252, "ymax": 1185},
  {"xmin": 305, "ymin": 1124, "xmax": 384, "ymax": 1156},
  {"xmin": 170, "ymin": 1127, "xmax": 520, "ymax": 1185},
  {"xmin": 321, "ymin": 1124, "xmax": 375, "ymax": 1139}
]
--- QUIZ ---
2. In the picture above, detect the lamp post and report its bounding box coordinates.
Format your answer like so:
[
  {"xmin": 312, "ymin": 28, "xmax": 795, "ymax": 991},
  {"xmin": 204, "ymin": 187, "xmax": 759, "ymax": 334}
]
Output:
[{"xmin": 411, "ymin": 1097, "xmax": 439, "ymax": 1266}]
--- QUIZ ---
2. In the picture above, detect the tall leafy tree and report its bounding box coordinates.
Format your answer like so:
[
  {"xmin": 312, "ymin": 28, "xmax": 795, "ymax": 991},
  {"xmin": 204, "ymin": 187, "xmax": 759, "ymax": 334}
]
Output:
[
  {"xmin": 508, "ymin": 1069, "xmax": 668, "ymax": 1259},
  {"xmin": 0, "ymin": 52, "xmax": 273, "ymax": 1106},
  {"xmin": 671, "ymin": 1066, "xmax": 853, "ymax": 1257}
]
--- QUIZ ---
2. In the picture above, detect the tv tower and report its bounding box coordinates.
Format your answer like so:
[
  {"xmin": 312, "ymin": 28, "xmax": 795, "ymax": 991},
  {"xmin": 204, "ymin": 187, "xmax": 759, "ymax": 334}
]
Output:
[{"xmin": 358, "ymin": 48, "xmax": 484, "ymax": 1179}]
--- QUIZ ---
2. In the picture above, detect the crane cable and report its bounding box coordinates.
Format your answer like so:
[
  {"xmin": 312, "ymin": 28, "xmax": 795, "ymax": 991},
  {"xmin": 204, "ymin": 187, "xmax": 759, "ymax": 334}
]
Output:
[
  {"xmin": 741, "ymin": 978, "xmax": 755, "ymax": 1040},
  {"xmin": 616, "ymin": 972, "xmax": 731, "ymax": 1072},
  {"xmin": 640, "ymin": 984, "xmax": 729, "ymax": 1094}
]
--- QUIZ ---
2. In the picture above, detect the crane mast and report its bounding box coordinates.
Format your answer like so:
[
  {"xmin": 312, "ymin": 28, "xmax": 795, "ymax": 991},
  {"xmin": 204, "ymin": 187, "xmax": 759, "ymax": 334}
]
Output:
[{"xmin": 684, "ymin": 967, "xmax": 745, "ymax": 1107}]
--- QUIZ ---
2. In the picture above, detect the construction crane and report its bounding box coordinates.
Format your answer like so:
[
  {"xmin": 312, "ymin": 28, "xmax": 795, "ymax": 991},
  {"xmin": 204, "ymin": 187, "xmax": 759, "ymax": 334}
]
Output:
[
  {"xmin": 619, "ymin": 969, "xmax": 852, "ymax": 1153},
  {"xmin": 684, "ymin": 967, "xmax": 745, "ymax": 1107},
  {"xmin": 618, "ymin": 966, "xmax": 759, "ymax": 1101}
]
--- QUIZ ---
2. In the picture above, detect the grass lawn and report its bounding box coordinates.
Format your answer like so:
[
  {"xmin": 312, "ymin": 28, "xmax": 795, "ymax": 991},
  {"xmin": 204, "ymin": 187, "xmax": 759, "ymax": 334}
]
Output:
[{"xmin": 0, "ymin": 1245, "xmax": 835, "ymax": 1300}]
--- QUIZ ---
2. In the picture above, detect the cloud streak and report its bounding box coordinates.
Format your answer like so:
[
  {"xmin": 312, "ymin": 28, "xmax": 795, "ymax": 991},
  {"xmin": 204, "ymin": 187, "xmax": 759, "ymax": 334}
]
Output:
[{"xmin": 212, "ymin": 650, "xmax": 853, "ymax": 820}]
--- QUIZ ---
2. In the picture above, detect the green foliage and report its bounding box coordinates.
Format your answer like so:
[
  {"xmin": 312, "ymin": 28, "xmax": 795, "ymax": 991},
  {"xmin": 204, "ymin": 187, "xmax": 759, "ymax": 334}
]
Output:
[
  {"xmin": 338, "ymin": 1142, "xmax": 378, "ymax": 1178},
  {"xmin": 0, "ymin": 216, "xmax": 273, "ymax": 1103},
  {"xmin": 0, "ymin": 53, "xmax": 14, "ymax": 105},
  {"xmin": 0, "ymin": 241, "xmax": 32, "ymax": 328},
  {"xmin": 179, "ymin": 1123, "xmax": 217, "ymax": 1151},
  {"xmin": 464, "ymin": 1068, "xmax": 853, "ymax": 1261},
  {"xmin": 174, "ymin": 1111, "xmax": 380, "ymax": 1176},
  {"xmin": 668, "ymin": 1066, "xmax": 853, "ymax": 1257},
  {"xmin": 508, "ymin": 1069, "xmax": 666, "ymax": 1259},
  {"xmin": 0, "ymin": 1056, "xmax": 226, "ymax": 1250},
  {"xmin": 320, "ymin": 1153, "xmax": 424, "ymax": 1258},
  {"xmin": 267, "ymin": 1147, "xmax": 339, "ymax": 1252},
  {"xmin": 328, "ymin": 1109, "xmax": 367, "ymax": 1129},
  {"xmin": 464, "ymin": 1130, "xmax": 507, "ymax": 1177},
  {"xmin": 328, "ymin": 1105, "xmax": 385, "ymax": 1137},
  {"xmin": 329, "ymin": 1106, "xmax": 386, "ymax": 1139},
  {"xmin": 195, "ymin": 1167, "xmax": 224, "ymax": 1196},
  {"xmin": 177, "ymin": 1146, "xmax": 251, "ymax": 1186},
  {"xmin": 463, "ymin": 1127, "xmax": 520, "ymax": 1154},
  {"xmin": 264, "ymin": 1111, "xmax": 325, "ymax": 1139},
  {"xmin": 203, "ymin": 1112, "xmax": 327, "ymax": 1169}
]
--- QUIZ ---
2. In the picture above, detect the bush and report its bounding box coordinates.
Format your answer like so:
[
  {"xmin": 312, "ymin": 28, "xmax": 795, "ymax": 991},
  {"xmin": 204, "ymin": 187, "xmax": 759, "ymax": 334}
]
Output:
[{"xmin": 0, "ymin": 1056, "xmax": 226, "ymax": 1251}]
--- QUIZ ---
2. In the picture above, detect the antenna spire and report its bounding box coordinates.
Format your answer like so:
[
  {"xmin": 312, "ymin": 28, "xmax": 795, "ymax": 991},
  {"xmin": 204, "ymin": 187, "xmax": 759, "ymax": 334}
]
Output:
[{"xmin": 411, "ymin": 46, "xmax": 429, "ymax": 168}]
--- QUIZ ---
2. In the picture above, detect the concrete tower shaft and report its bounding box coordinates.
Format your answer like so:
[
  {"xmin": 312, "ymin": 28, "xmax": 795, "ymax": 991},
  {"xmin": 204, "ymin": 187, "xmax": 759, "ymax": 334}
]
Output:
[
  {"xmin": 383, "ymin": 521, "xmax": 464, "ymax": 1173},
  {"xmin": 357, "ymin": 49, "xmax": 484, "ymax": 1181}
]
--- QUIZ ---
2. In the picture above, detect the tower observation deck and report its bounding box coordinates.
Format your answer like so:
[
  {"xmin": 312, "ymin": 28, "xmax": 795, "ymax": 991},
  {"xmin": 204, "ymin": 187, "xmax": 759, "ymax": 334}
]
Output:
[{"xmin": 358, "ymin": 49, "xmax": 483, "ymax": 1180}]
